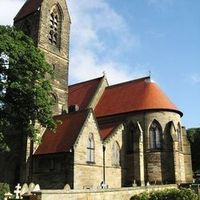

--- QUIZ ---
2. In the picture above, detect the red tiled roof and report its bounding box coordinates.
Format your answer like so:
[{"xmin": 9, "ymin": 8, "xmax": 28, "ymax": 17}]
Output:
[
  {"xmin": 68, "ymin": 77, "xmax": 103, "ymax": 110},
  {"xmin": 95, "ymin": 77, "xmax": 182, "ymax": 118},
  {"xmin": 14, "ymin": 0, "xmax": 43, "ymax": 22},
  {"xmin": 35, "ymin": 110, "xmax": 89, "ymax": 155},
  {"xmin": 99, "ymin": 122, "xmax": 121, "ymax": 140}
]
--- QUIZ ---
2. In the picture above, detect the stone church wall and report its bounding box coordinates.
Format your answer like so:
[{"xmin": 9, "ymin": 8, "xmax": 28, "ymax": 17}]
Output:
[
  {"xmin": 14, "ymin": 0, "xmax": 71, "ymax": 115},
  {"xmin": 182, "ymin": 127, "xmax": 193, "ymax": 182},
  {"xmin": 8, "ymin": 0, "xmax": 193, "ymax": 191},
  {"xmin": 73, "ymin": 112, "xmax": 103, "ymax": 189},
  {"xmin": 98, "ymin": 110, "xmax": 192, "ymax": 186},
  {"xmin": 103, "ymin": 124, "xmax": 125, "ymax": 188},
  {"xmin": 37, "ymin": 184, "xmax": 177, "ymax": 200},
  {"xmin": 140, "ymin": 111, "xmax": 179, "ymax": 183},
  {"xmin": 88, "ymin": 76, "xmax": 108, "ymax": 109},
  {"xmin": 125, "ymin": 111, "xmax": 191, "ymax": 184},
  {"xmin": 42, "ymin": 52, "xmax": 69, "ymax": 114},
  {"xmin": 32, "ymin": 153, "xmax": 74, "ymax": 189},
  {"xmin": 38, "ymin": 0, "xmax": 70, "ymax": 114},
  {"xmin": 146, "ymin": 152, "xmax": 162, "ymax": 183}
]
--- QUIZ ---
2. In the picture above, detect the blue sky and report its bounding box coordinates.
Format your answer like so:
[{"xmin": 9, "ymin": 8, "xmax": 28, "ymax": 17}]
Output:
[{"xmin": 0, "ymin": 0, "xmax": 199, "ymax": 128}]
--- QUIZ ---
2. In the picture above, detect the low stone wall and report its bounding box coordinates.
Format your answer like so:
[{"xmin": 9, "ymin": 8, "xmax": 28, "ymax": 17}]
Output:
[{"xmin": 36, "ymin": 184, "xmax": 177, "ymax": 200}]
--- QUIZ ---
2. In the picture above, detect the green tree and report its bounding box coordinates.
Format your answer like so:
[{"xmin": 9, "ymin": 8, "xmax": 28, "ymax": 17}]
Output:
[
  {"xmin": 0, "ymin": 25, "xmax": 55, "ymax": 150},
  {"xmin": 187, "ymin": 128, "xmax": 200, "ymax": 172}
]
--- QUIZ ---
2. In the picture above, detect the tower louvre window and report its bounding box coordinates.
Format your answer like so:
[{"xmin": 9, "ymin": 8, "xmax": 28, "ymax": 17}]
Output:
[{"xmin": 49, "ymin": 6, "xmax": 61, "ymax": 46}]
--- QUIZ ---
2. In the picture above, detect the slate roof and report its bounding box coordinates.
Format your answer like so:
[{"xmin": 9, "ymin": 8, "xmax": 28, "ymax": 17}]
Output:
[
  {"xmin": 68, "ymin": 76, "xmax": 103, "ymax": 110},
  {"xmin": 95, "ymin": 77, "xmax": 182, "ymax": 118},
  {"xmin": 35, "ymin": 109, "xmax": 89, "ymax": 155},
  {"xmin": 14, "ymin": 0, "xmax": 42, "ymax": 22},
  {"xmin": 99, "ymin": 122, "xmax": 121, "ymax": 140}
]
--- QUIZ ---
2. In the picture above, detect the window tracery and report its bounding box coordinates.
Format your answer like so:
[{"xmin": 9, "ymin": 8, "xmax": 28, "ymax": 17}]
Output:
[
  {"xmin": 49, "ymin": 6, "xmax": 61, "ymax": 46},
  {"xmin": 149, "ymin": 120, "xmax": 162, "ymax": 149}
]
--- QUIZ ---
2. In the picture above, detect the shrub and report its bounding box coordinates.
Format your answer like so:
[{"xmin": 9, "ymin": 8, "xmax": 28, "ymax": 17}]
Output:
[
  {"xmin": 0, "ymin": 183, "xmax": 10, "ymax": 200},
  {"xmin": 130, "ymin": 188, "xmax": 198, "ymax": 200}
]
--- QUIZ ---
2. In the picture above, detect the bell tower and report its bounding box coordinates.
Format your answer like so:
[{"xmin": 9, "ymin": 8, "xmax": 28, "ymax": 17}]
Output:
[{"xmin": 14, "ymin": 0, "xmax": 71, "ymax": 114}]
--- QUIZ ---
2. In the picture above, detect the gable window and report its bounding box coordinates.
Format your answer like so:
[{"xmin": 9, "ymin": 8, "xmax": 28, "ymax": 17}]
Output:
[
  {"xmin": 112, "ymin": 141, "xmax": 120, "ymax": 166},
  {"xmin": 87, "ymin": 133, "xmax": 95, "ymax": 163},
  {"xmin": 49, "ymin": 5, "xmax": 62, "ymax": 47},
  {"xmin": 149, "ymin": 120, "xmax": 162, "ymax": 149},
  {"xmin": 177, "ymin": 123, "xmax": 183, "ymax": 151}
]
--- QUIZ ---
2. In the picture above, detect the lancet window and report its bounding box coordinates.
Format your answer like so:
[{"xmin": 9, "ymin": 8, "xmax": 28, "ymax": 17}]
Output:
[
  {"xmin": 177, "ymin": 123, "xmax": 183, "ymax": 151},
  {"xmin": 87, "ymin": 133, "xmax": 95, "ymax": 163},
  {"xmin": 112, "ymin": 141, "xmax": 120, "ymax": 166},
  {"xmin": 149, "ymin": 120, "xmax": 162, "ymax": 149},
  {"xmin": 127, "ymin": 125, "xmax": 135, "ymax": 153}
]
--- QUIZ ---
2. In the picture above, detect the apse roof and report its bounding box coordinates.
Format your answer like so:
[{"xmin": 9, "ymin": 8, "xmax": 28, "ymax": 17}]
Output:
[
  {"xmin": 35, "ymin": 109, "xmax": 89, "ymax": 155},
  {"xmin": 95, "ymin": 77, "xmax": 182, "ymax": 118},
  {"xmin": 68, "ymin": 76, "xmax": 103, "ymax": 110},
  {"xmin": 14, "ymin": 0, "xmax": 42, "ymax": 22}
]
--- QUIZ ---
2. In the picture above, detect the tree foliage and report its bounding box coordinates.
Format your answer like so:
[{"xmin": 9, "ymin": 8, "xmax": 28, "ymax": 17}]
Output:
[
  {"xmin": 0, "ymin": 26, "xmax": 55, "ymax": 150},
  {"xmin": 187, "ymin": 128, "xmax": 200, "ymax": 172},
  {"xmin": 0, "ymin": 182, "xmax": 10, "ymax": 200}
]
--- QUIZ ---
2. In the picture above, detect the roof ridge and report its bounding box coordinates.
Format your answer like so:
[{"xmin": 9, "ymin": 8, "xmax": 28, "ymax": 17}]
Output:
[
  {"xmin": 35, "ymin": 109, "xmax": 91, "ymax": 155},
  {"xmin": 69, "ymin": 76, "xmax": 104, "ymax": 88},
  {"xmin": 107, "ymin": 76, "xmax": 150, "ymax": 89},
  {"xmin": 14, "ymin": 0, "xmax": 43, "ymax": 22}
]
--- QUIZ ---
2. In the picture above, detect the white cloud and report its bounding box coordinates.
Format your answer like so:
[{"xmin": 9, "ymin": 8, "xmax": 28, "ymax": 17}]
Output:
[
  {"xmin": 191, "ymin": 73, "xmax": 200, "ymax": 84},
  {"xmin": 0, "ymin": 0, "xmax": 25, "ymax": 25},
  {"xmin": 69, "ymin": 50, "xmax": 147, "ymax": 85},
  {"xmin": 68, "ymin": 0, "xmax": 144, "ymax": 85},
  {"xmin": 1, "ymin": 0, "xmax": 147, "ymax": 85}
]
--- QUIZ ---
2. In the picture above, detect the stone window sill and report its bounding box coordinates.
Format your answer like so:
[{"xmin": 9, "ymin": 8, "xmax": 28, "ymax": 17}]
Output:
[
  {"xmin": 86, "ymin": 161, "xmax": 95, "ymax": 165},
  {"xmin": 148, "ymin": 148, "xmax": 162, "ymax": 152},
  {"xmin": 112, "ymin": 164, "xmax": 120, "ymax": 168}
]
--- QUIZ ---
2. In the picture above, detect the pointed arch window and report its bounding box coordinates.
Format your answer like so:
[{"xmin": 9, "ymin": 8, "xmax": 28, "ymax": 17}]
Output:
[
  {"xmin": 149, "ymin": 120, "xmax": 162, "ymax": 149},
  {"xmin": 127, "ymin": 124, "xmax": 135, "ymax": 153},
  {"xmin": 177, "ymin": 123, "xmax": 183, "ymax": 151},
  {"xmin": 87, "ymin": 133, "xmax": 95, "ymax": 163},
  {"xmin": 112, "ymin": 141, "xmax": 120, "ymax": 166},
  {"xmin": 49, "ymin": 5, "xmax": 62, "ymax": 47}
]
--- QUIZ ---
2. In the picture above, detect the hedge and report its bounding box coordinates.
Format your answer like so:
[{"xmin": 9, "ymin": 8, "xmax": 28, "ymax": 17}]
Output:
[{"xmin": 130, "ymin": 188, "xmax": 198, "ymax": 200}]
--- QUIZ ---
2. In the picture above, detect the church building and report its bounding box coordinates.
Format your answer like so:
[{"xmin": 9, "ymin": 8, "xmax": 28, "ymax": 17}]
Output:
[{"xmin": 6, "ymin": 0, "xmax": 193, "ymax": 189}]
